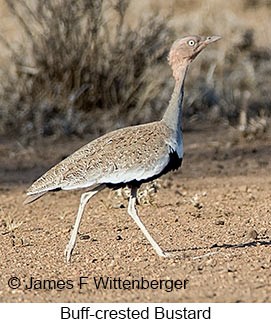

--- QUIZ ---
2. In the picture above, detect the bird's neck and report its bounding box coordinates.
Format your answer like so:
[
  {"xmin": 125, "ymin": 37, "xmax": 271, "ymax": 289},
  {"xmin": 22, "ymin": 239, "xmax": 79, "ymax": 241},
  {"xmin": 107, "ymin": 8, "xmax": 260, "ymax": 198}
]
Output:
[{"xmin": 162, "ymin": 64, "xmax": 189, "ymax": 132}]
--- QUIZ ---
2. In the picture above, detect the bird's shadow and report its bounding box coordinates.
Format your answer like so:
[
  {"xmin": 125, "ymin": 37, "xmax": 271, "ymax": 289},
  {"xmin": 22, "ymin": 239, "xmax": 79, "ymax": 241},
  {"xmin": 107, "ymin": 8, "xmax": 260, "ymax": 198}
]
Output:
[
  {"xmin": 166, "ymin": 237, "xmax": 271, "ymax": 260},
  {"xmin": 210, "ymin": 239, "xmax": 271, "ymax": 249}
]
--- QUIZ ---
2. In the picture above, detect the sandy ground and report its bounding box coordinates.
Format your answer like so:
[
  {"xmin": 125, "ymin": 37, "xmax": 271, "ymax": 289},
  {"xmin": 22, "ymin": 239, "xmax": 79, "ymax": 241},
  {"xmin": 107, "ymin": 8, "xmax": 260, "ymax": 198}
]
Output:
[{"xmin": 0, "ymin": 124, "xmax": 271, "ymax": 303}]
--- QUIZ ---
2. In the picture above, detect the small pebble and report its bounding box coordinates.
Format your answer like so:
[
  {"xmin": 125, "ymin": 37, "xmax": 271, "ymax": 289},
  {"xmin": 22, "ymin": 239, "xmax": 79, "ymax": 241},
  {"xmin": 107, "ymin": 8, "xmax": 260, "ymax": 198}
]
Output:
[
  {"xmin": 80, "ymin": 234, "xmax": 90, "ymax": 240},
  {"xmin": 248, "ymin": 229, "xmax": 258, "ymax": 240},
  {"xmin": 112, "ymin": 203, "xmax": 125, "ymax": 209}
]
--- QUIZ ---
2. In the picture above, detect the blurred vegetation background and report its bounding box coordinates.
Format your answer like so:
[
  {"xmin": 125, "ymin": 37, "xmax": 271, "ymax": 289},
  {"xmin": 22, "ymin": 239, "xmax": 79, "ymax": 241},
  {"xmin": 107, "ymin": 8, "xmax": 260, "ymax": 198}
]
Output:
[{"xmin": 0, "ymin": 0, "xmax": 270, "ymax": 143}]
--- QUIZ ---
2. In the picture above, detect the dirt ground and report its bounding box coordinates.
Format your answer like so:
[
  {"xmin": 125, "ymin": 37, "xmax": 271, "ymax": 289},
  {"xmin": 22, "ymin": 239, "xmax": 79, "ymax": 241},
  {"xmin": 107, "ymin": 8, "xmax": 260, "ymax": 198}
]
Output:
[{"xmin": 0, "ymin": 124, "xmax": 271, "ymax": 303}]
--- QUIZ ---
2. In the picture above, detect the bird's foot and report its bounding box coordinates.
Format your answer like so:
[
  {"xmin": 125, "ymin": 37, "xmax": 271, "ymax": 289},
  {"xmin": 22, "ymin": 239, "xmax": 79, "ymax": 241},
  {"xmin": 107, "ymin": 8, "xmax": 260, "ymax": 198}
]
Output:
[
  {"xmin": 64, "ymin": 243, "xmax": 74, "ymax": 262},
  {"xmin": 160, "ymin": 250, "xmax": 174, "ymax": 258}
]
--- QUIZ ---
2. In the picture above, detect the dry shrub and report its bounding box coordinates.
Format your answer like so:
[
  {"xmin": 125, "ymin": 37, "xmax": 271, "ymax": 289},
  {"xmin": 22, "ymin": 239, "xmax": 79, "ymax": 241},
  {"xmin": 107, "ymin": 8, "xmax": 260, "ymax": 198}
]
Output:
[
  {"xmin": 0, "ymin": 0, "xmax": 174, "ymax": 141},
  {"xmin": 0, "ymin": 0, "xmax": 270, "ymax": 143},
  {"xmin": 107, "ymin": 180, "xmax": 161, "ymax": 208},
  {"xmin": 244, "ymin": 0, "xmax": 271, "ymax": 8}
]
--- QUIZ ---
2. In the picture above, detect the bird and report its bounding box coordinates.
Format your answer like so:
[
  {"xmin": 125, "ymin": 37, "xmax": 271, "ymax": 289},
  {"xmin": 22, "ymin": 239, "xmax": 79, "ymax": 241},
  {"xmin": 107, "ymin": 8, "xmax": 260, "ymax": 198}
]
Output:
[{"xmin": 24, "ymin": 35, "xmax": 221, "ymax": 261}]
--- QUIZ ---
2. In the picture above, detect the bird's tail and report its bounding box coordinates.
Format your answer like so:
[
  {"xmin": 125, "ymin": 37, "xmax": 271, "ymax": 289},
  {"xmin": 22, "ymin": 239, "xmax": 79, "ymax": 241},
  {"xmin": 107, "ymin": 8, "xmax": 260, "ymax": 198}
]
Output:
[{"xmin": 23, "ymin": 191, "xmax": 47, "ymax": 205}]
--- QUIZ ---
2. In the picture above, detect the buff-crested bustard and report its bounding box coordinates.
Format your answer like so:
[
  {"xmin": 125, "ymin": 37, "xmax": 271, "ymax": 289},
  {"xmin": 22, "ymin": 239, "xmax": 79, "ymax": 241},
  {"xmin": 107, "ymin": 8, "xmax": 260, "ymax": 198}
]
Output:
[{"xmin": 24, "ymin": 35, "xmax": 221, "ymax": 261}]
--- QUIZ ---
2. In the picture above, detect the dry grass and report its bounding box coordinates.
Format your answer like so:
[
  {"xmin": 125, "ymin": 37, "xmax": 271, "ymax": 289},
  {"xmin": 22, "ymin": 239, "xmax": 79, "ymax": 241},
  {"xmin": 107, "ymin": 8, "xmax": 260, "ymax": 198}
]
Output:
[
  {"xmin": 0, "ymin": 0, "xmax": 174, "ymax": 141},
  {"xmin": 0, "ymin": 0, "xmax": 270, "ymax": 142},
  {"xmin": 107, "ymin": 180, "xmax": 161, "ymax": 208}
]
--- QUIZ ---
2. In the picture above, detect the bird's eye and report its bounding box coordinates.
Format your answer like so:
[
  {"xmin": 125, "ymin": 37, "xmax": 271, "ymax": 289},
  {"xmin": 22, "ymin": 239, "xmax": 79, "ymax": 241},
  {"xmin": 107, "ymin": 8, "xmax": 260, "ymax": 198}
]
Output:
[{"xmin": 188, "ymin": 39, "xmax": 195, "ymax": 47}]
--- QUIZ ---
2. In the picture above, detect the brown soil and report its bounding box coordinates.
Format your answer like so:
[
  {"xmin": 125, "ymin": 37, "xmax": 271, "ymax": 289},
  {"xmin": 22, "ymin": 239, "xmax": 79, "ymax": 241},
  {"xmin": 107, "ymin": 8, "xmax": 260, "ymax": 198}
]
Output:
[{"xmin": 1, "ymin": 124, "xmax": 271, "ymax": 303}]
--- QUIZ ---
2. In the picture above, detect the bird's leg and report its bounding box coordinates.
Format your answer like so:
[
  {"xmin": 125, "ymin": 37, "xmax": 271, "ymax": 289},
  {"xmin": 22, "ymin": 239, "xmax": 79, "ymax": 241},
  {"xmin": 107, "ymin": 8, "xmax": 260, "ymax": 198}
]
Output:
[
  {"xmin": 128, "ymin": 186, "xmax": 171, "ymax": 257},
  {"xmin": 65, "ymin": 184, "xmax": 105, "ymax": 262}
]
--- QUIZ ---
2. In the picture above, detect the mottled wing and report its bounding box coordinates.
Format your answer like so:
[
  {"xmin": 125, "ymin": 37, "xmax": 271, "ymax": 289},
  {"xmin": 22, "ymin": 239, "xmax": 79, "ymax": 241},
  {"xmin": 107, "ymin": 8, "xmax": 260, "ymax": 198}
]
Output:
[{"xmin": 25, "ymin": 122, "xmax": 174, "ymax": 199}]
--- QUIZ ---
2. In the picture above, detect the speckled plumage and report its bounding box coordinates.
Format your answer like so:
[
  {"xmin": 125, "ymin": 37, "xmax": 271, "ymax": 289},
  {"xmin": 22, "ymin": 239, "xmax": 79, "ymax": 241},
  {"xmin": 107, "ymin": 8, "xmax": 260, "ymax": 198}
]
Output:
[{"xmin": 26, "ymin": 120, "xmax": 179, "ymax": 196}]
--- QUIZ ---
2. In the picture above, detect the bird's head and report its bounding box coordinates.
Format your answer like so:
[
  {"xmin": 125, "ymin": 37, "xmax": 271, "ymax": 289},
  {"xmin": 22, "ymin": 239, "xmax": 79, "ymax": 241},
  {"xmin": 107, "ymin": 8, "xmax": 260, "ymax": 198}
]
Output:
[{"xmin": 169, "ymin": 35, "xmax": 221, "ymax": 80}]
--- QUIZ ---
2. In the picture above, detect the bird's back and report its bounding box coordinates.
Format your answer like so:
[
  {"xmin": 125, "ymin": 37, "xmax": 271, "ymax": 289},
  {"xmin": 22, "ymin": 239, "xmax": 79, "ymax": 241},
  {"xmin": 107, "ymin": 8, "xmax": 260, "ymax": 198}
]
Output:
[{"xmin": 26, "ymin": 120, "xmax": 182, "ymax": 197}]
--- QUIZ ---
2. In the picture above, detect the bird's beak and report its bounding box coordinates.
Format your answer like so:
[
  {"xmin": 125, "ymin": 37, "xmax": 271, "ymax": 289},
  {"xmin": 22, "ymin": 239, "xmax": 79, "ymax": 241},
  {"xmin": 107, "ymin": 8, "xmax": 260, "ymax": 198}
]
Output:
[
  {"xmin": 190, "ymin": 35, "xmax": 221, "ymax": 61},
  {"xmin": 205, "ymin": 35, "xmax": 222, "ymax": 44}
]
